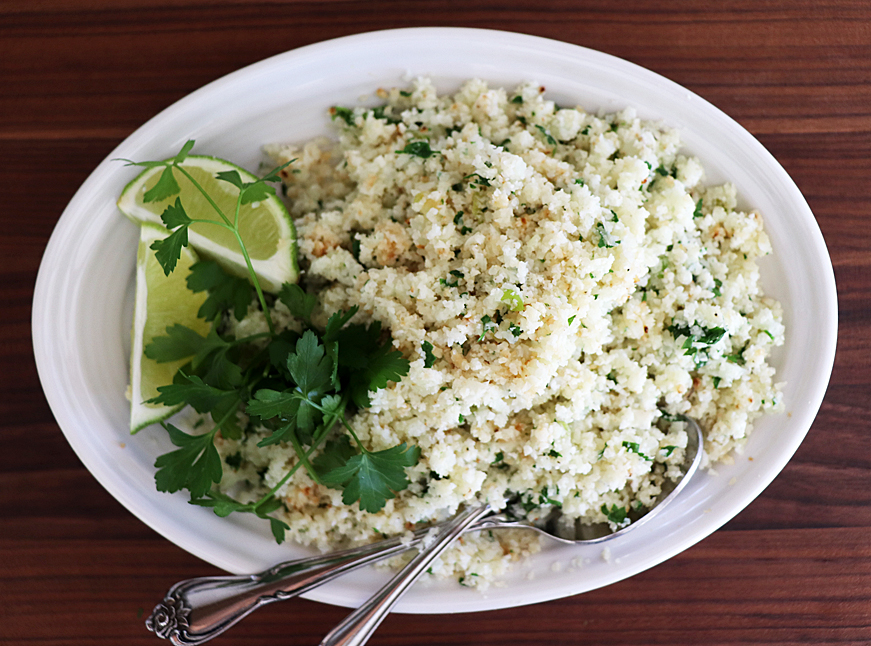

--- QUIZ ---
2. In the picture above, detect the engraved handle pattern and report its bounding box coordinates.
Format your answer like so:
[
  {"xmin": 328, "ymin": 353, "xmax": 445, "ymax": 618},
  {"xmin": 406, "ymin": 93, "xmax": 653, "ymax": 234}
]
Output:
[{"xmin": 145, "ymin": 529, "xmax": 431, "ymax": 645}]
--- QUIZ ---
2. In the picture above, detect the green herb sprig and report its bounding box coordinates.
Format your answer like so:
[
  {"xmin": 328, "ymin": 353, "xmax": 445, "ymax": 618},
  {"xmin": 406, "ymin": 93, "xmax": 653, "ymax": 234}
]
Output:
[{"xmin": 127, "ymin": 141, "xmax": 420, "ymax": 540}]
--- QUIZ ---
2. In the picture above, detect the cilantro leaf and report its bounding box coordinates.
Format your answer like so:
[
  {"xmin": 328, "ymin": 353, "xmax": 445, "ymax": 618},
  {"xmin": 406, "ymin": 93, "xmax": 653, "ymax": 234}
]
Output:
[
  {"xmin": 186, "ymin": 261, "xmax": 252, "ymax": 321},
  {"xmin": 246, "ymin": 388, "xmax": 302, "ymax": 421},
  {"xmin": 149, "ymin": 374, "xmax": 238, "ymax": 414},
  {"xmin": 144, "ymin": 166, "xmax": 180, "ymax": 203},
  {"xmin": 348, "ymin": 343, "xmax": 410, "ymax": 408},
  {"xmin": 313, "ymin": 434, "xmax": 357, "ymax": 478},
  {"xmin": 278, "ymin": 283, "xmax": 317, "ymax": 323},
  {"xmin": 288, "ymin": 331, "xmax": 333, "ymax": 398},
  {"xmin": 159, "ymin": 197, "xmax": 192, "ymax": 229},
  {"xmin": 240, "ymin": 180, "xmax": 276, "ymax": 205},
  {"xmin": 270, "ymin": 517, "xmax": 290, "ymax": 543},
  {"xmin": 191, "ymin": 490, "xmax": 289, "ymax": 543},
  {"xmin": 145, "ymin": 324, "xmax": 206, "ymax": 363},
  {"xmin": 190, "ymin": 489, "xmax": 249, "ymax": 517},
  {"xmin": 267, "ymin": 331, "xmax": 301, "ymax": 379},
  {"xmin": 323, "ymin": 307, "xmax": 359, "ymax": 343},
  {"xmin": 153, "ymin": 423, "xmax": 222, "ymax": 498},
  {"xmin": 150, "ymin": 226, "xmax": 189, "ymax": 275},
  {"xmin": 146, "ymin": 325, "xmax": 241, "ymax": 389},
  {"xmin": 332, "ymin": 322, "xmax": 380, "ymax": 369},
  {"xmin": 260, "ymin": 160, "xmax": 296, "ymax": 184},
  {"xmin": 256, "ymin": 420, "xmax": 299, "ymax": 448},
  {"xmin": 215, "ymin": 169, "xmax": 243, "ymax": 190},
  {"xmin": 321, "ymin": 443, "xmax": 421, "ymax": 513},
  {"xmin": 173, "ymin": 140, "xmax": 196, "ymax": 164}
]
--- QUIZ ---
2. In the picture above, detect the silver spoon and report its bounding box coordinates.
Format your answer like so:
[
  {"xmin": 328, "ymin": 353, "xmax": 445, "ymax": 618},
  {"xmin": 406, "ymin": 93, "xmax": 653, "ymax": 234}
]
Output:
[{"xmin": 147, "ymin": 417, "xmax": 703, "ymax": 645}]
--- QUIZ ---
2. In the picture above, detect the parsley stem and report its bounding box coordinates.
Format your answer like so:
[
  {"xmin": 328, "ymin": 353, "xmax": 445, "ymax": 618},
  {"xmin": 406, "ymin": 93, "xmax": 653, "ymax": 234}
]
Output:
[
  {"xmin": 288, "ymin": 429, "xmax": 322, "ymax": 485},
  {"xmin": 210, "ymin": 401, "xmax": 239, "ymax": 438},
  {"xmin": 174, "ymin": 165, "xmax": 234, "ymax": 228},
  {"xmin": 173, "ymin": 163, "xmax": 274, "ymax": 334},
  {"xmin": 232, "ymin": 228, "xmax": 274, "ymax": 334},
  {"xmin": 338, "ymin": 414, "xmax": 369, "ymax": 455},
  {"xmin": 232, "ymin": 332, "xmax": 274, "ymax": 345},
  {"xmin": 252, "ymin": 407, "xmax": 341, "ymax": 509}
]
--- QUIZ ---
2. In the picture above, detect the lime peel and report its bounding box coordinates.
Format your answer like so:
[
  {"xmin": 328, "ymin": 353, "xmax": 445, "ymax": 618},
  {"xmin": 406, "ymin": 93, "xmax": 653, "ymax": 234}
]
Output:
[{"xmin": 129, "ymin": 222, "xmax": 210, "ymax": 433}]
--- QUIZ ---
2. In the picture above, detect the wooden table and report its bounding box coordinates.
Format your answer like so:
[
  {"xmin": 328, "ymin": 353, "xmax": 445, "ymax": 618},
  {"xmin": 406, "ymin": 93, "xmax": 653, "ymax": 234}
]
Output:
[{"xmin": 3, "ymin": 2, "xmax": 869, "ymax": 644}]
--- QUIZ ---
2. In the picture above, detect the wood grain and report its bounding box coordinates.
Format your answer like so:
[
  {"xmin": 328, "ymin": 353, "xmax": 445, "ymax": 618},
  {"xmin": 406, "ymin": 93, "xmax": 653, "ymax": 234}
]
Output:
[{"xmin": 3, "ymin": 2, "xmax": 870, "ymax": 644}]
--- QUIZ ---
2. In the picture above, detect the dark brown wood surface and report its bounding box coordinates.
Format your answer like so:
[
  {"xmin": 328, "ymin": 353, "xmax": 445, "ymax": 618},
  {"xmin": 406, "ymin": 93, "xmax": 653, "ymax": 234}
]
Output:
[{"xmin": 3, "ymin": 2, "xmax": 870, "ymax": 644}]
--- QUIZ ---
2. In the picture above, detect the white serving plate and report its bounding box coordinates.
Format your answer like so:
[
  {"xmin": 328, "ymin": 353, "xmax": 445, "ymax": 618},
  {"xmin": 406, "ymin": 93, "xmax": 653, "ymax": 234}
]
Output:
[{"xmin": 32, "ymin": 28, "xmax": 837, "ymax": 613}]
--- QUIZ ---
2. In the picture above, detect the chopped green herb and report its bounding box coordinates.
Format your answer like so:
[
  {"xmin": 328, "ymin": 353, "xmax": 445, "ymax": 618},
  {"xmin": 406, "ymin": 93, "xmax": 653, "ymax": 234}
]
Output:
[
  {"xmin": 547, "ymin": 449, "xmax": 561, "ymax": 458},
  {"xmin": 725, "ymin": 350, "xmax": 746, "ymax": 365},
  {"xmin": 610, "ymin": 209, "xmax": 619, "ymax": 223},
  {"xmin": 667, "ymin": 322, "xmax": 726, "ymax": 366},
  {"xmin": 453, "ymin": 211, "xmax": 472, "ymax": 235},
  {"xmin": 351, "ymin": 237, "xmax": 361, "ymax": 262},
  {"xmin": 602, "ymin": 503, "xmax": 627, "ymax": 524},
  {"xmin": 370, "ymin": 106, "xmax": 401, "ymax": 124},
  {"xmin": 439, "ymin": 269, "xmax": 463, "ymax": 288},
  {"xmin": 581, "ymin": 125, "xmax": 591, "ymax": 135},
  {"xmin": 458, "ymin": 414, "xmax": 465, "ymax": 425},
  {"xmin": 492, "ymin": 451, "xmax": 504, "ymax": 464},
  {"xmin": 128, "ymin": 141, "xmax": 420, "ymax": 535},
  {"xmin": 463, "ymin": 172, "xmax": 491, "ymax": 187},
  {"xmin": 452, "ymin": 182, "xmax": 463, "ymax": 191},
  {"xmin": 330, "ymin": 106, "xmax": 355, "ymax": 126},
  {"xmin": 422, "ymin": 340, "xmax": 436, "ymax": 368},
  {"xmin": 658, "ymin": 409, "xmax": 682, "ymax": 422},
  {"xmin": 597, "ymin": 447, "xmax": 606, "ymax": 460},
  {"xmin": 574, "ymin": 178, "xmax": 585, "ymax": 186},
  {"xmin": 763, "ymin": 329, "xmax": 775, "ymax": 340},
  {"xmin": 693, "ymin": 198, "xmax": 703, "ymax": 219},
  {"xmin": 478, "ymin": 314, "xmax": 496, "ymax": 341},
  {"xmin": 661, "ymin": 445, "xmax": 677, "ymax": 457},
  {"xmin": 622, "ymin": 441, "xmax": 653, "ymax": 461},
  {"xmin": 509, "ymin": 323, "xmax": 522, "ymax": 338},
  {"xmin": 568, "ymin": 315, "xmax": 576, "ymax": 325},
  {"xmin": 534, "ymin": 124, "xmax": 557, "ymax": 146},
  {"xmin": 399, "ymin": 90, "xmax": 412, "ymax": 97},
  {"xmin": 596, "ymin": 222, "xmax": 616, "ymax": 248},
  {"xmin": 713, "ymin": 376, "xmax": 721, "ymax": 388},
  {"xmin": 397, "ymin": 141, "xmax": 439, "ymax": 158},
  {"xmin": 713, "ymin": 278, "xmax": 722, "ymax": 297},
  {"xmin": 511, "ymin": 95, "xmax": 523, "ymax": 104}
]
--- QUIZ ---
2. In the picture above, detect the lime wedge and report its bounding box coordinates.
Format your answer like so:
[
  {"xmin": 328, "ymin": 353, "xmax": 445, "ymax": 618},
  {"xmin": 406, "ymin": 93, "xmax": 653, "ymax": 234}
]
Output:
[
  {"xmin": 117, "ymin": 155, "xmax": 298, "ymax": 292},
  {"xmin": 129, "ymin": 223, "xmax": 210, "ymax": 433}
]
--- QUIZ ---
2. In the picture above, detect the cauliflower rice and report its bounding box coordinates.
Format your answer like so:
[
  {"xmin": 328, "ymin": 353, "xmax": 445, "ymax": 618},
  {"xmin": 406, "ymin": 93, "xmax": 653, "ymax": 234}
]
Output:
[{"xmin": 216, "ymin": 78, "xmax": 784, "ymax": 588}]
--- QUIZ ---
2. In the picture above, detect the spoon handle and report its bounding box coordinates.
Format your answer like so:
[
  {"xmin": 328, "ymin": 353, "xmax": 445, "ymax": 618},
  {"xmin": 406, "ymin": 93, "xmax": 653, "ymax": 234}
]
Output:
[
  {"xmin": 145, "ymin": 528, "xmax": 433, "ymax": 645},
  {"xmin": 318, "ymin": 504, "xmax": 492, "ymax": 646}
]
